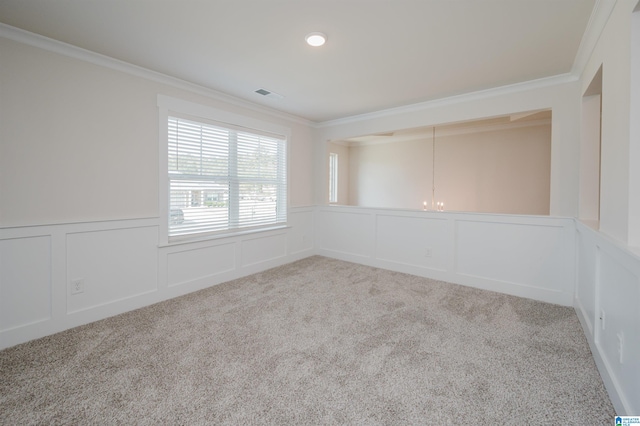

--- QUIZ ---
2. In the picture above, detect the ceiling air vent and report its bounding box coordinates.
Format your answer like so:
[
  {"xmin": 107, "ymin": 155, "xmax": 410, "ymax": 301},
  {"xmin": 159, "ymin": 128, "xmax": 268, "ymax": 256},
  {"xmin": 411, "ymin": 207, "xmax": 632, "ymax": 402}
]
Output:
[{"xmin": 255, "ymin": 88, "xmax": 284, "ymax": 100}]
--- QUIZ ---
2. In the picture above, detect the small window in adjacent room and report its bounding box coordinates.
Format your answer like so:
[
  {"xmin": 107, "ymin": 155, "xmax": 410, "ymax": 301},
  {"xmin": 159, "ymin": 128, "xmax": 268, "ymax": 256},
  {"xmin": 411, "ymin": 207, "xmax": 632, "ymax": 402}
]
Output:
[
  {"xmin": 166, "ymin": 115, "xmax": 287, "ymax": 240},
  {"xmin": 329, "ymin": 152, "xmax": 338, "ymax": 203}
]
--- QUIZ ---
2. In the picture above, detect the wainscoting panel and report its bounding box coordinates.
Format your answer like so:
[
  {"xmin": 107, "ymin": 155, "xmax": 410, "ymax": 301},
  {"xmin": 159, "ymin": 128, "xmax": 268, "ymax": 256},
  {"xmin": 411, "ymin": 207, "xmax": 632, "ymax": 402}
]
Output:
[
  {"xmin": 596, "ymin": 248, "xmax": 640, "ymax": 414},
  {"xmin": 167, "ymin": 242, "xmax": 236, "ymax": 287},
  {"xmin": 317, "ymin": 208, "xmax": 375, "ymax": 258},
  {"xmin": 66, "ymin": 226, "xmax": 159, "ymax": 314},
  {"xmin": 241, "ymin": 231, "xmax": 287, "ymax": 268},
  {"xmin": 574, "ymin": 221, "xmax": 640, "ymax": 415},
  {"xmin": 0, "ymin": 236, "xmax": 51, "ymax": 331},
  {"xmin": 287, "ymin": 207, "xmax": 315, "ymax": 255},
  {"xmin": 575, "ymin": 228, "xmax": 598, "ymax": 335},
  {"xmin": 318, "ymin": 206, "xmax": 574, "ymax": 306},
  {"xmin": 1, "ymin": 208, "xmax": 316, "ymax": 350},
  {"xmin": 376, "ymin": 214, "xmax": 448, "ymax": 272},
  {"xmin": 455, "ymin": 219, "xmax": 573, "ymax": 299},
  {"xmin": 3, "ymin": 207, "xmax": 637, "ymax": 414}
]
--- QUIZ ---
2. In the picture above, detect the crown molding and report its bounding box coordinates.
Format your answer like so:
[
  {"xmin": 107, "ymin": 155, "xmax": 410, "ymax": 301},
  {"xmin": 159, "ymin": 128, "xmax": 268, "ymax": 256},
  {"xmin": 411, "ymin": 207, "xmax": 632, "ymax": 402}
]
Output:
[
  {"xmin": 0, "ymin": 23, "xmax": 313, "ymax": 127},
  {"xmin": 571, "ymin": 0, "xmax": 618, "ymax": 79},
  {"xmin": 2, "ymin": 0, "xmax": 615, "ymax": 132},
  {"xmin": 315, "ymin": 1, "xmax": 615, "ymax": 130},
  {"xmin": 314, "ymin": 73, "xmax": 577, "ymax": 129},
  {"xmin": 340, "ymin": 118, "xmax": 552, "ymax": 147}
]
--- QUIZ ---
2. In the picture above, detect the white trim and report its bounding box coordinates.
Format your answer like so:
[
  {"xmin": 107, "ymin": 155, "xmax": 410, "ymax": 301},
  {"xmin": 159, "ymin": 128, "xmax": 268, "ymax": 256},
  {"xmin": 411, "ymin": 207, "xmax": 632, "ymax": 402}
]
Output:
[
  {"xmin": 315, "ymin": 206, "xmax": 576, "ymax": 306},
  {"xmin": 315, "ymin": 74, "xmax": 576, "ymax": 128},
  {"xmin": 573, "ymin": 220, "xmax": 638, "ymax": 415},
  {"xmin": 341, "ymin": 118, "xmax": 551, "ymax": 147},
  {"xmin": 159, "ymin": 225, "xmax": 289, "ymax": 248},
  {"xmin": 157, "ymin": 95, "xmax": 291, "ymax": 245},
  {"xmin": 158, "ymin": 103, "xmax": 170, "ymax": 246},
  {"xmin": 571, "ymin": 0, "xmax": 619, "ymax": 79},
  {"xmin": 0, "ymin": 13, "xmax": 610, "ymax": 130},
  {"xmin": 0, "ymin": 23, "xmax": 312, "ymax": 127},
  {"xmin": 0, "ymin": 217, "xmax": 159, "ymax": 237},
  {"xmin": 0, "ymin": 208, "xmax": 316, "ymax": 350},
  {"xmin": 157, "ymin": 95, "xmax": 291, "ymax": 139},
  {"xmin": 574, "ymin": 300, "xmax": 627, "ymax": 413}
]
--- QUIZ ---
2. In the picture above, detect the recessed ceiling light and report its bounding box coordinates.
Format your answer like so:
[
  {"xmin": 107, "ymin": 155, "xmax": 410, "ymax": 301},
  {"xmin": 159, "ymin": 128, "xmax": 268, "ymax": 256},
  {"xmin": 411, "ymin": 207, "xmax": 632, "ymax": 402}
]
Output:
[{"xmin": 305, "ymin": 32, "xmax": 327, "ymax": 47}]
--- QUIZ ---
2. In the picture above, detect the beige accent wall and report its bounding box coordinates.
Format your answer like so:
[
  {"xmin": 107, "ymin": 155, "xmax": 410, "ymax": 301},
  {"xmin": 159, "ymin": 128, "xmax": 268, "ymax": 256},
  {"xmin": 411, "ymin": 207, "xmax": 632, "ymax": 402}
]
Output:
[
  {"xmin": 347, "ymin": 123, "xmax": 551, "ymax": 215},
  {"xmin": 436, "ymin": 124, "xmax": 551, "ymax": 215},
  {"xmin": 349, "ymin": 139, "xmax": 432, "ymax": 210}
]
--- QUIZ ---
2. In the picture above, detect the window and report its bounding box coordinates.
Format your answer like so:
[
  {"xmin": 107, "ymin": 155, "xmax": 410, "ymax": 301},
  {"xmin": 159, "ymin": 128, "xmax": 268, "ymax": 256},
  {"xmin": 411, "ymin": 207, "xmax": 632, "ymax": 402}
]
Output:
[
  {"xmin": 329, "ymin": 152, "xmax": 338, "ymax": 203},
  {"xmin": 167, "ymin": 115, "xmax": 287, "ymax": 240}
]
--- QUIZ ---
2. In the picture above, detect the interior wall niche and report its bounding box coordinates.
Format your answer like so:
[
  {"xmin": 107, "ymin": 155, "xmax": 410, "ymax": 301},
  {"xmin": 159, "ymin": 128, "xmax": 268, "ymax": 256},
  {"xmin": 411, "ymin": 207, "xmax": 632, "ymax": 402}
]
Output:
[{"xmin": 327, "ymin": 110, "xmax": 552, "ymax": 215}]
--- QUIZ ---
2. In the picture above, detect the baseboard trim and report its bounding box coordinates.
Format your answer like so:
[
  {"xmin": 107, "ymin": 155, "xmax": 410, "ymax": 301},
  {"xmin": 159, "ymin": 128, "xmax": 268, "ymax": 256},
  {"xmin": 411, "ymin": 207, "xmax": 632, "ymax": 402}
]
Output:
[
  {"xmin": 317, "ymin": 248, "xmax": 573, "ymax": 306},
  {"xmin": 574, "ymin": 300, "xmax": 629, "ymax": 415}
]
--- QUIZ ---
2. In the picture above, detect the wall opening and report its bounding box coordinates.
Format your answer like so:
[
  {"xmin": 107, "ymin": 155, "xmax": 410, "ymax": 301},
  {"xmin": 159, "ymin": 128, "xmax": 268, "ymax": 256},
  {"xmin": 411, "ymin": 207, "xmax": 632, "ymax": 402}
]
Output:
[
  {"xmin": 328, "ymin": 110, "xmax": 552, "ymax": 215},
  {"xmin": 579, "ymin": 65, "xmax": 603, "ymax": 226}
]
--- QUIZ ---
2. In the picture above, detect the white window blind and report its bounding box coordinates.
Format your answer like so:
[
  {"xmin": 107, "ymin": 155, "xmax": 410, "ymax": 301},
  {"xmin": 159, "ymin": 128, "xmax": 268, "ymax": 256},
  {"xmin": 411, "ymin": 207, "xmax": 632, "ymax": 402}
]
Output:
[
  {"xmin": 168, "ymin": 116, "xmax": 286, "ymax": 239},
  {"xmin": 329, "ymin": 152, "xmax": 338, "ymax": 203}
]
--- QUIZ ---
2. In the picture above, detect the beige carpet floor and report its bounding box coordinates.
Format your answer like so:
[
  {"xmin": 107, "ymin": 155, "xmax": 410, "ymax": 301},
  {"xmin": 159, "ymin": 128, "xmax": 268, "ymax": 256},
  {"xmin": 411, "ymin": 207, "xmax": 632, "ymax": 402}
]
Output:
[{"xmin": 0, "ymin": 256, "xmax": 614, "ymax": 424}]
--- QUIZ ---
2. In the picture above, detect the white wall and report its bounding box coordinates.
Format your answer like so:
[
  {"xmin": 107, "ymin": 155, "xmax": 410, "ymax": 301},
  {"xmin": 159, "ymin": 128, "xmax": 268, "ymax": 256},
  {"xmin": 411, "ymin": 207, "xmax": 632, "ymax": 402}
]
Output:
[
  {"xmin": 2, "ymin": 1, "xmax": 640, "ymax": 414},
  {"xmin": 571, "ymin": 0, "xmax": 640, "ymax": 414},
  {"xmin": 628, "ymin": 5, "xmax": 640, "ymax": 246},
  {"xmin": 0, "ymin": 30, "xmax": 316, "ymax": 349},
  {"xmin": 315, "ymin": 202, "xmax": 640, "ymax": 414},
  {"xmin": 347, "ymin": 123, "xmax": 551, "ymax": 214},
  {"xmin": 311, "ymin": 2, "xmax": 640, "ymax": 414},
  {"xmin": 575, "ymin": 222, "xmax": 640, "ymax": 415},
  {"xmin": 316, "ymin": 206, "xmax": 575, "ymax": 306},
  {"xmin": 580, "ymin": 0, "xmax": 635, "ymax": 245},
  {"xmin": 0, "ymin": 36, "xmax": 315, "ymax": 227},
  {"xmin": 0, "ymin": 207, "xmax": 314, "ymax": 349},
  {"xmin": 315, "ymin": 78, "xmax": 580, "ymax": 218}
]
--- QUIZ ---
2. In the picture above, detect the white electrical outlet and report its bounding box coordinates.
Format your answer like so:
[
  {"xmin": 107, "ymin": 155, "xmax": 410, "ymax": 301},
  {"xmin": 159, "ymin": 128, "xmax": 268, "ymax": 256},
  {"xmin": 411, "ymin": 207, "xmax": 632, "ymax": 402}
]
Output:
[
  {"xmin": 71, "ymin": 278, "xmax": 84, "ymax": 295},
  {"xmin": 425, "ymin": 248, "xmax": 432, "ymax": 258},
  {"xmin": 617, "ymin": 332, "xmax": 624, "ymax": 364}
]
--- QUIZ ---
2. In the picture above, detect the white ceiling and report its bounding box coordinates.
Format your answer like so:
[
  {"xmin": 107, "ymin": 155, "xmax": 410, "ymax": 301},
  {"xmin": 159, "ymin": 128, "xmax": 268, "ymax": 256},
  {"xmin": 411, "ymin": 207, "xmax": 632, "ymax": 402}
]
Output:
[{"xmin": 0, "ymin": 0, "xmax": 596, "ymax": 123}]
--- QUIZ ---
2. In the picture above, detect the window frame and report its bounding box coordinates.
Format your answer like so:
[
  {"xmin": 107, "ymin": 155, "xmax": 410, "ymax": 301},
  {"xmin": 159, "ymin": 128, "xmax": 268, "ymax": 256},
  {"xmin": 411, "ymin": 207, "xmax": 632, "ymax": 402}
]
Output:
[{"xmin": 158, "ymin": 95, "xmax": 290, "ymax": 246}]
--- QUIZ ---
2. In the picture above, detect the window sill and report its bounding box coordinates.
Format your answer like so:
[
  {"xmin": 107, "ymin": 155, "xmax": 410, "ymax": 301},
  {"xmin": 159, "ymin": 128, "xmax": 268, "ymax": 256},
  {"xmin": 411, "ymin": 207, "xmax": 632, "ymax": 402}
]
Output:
[{"xmin": 159, "ymin": 224, "xmax": 289, "ymax": 248}]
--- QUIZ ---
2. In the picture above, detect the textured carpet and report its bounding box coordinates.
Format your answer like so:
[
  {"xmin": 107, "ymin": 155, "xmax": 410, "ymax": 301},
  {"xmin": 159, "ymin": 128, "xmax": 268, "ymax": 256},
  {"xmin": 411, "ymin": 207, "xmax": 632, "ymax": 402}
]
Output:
[{"xmin": 0, "ymin": 256, "xmax": 614, "ymax": 424}]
